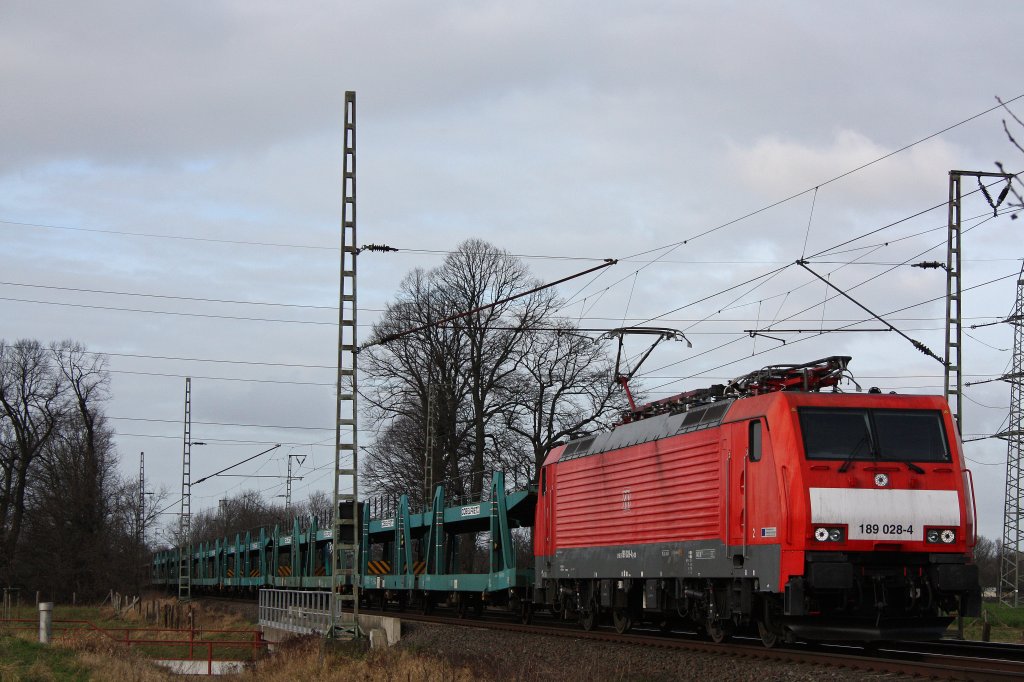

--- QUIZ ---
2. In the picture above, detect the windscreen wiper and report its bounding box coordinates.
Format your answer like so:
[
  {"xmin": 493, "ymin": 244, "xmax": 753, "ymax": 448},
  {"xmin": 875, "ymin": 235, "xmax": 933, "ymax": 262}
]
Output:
[
  {"xmin": 903, "ymin": 460, "xmax": 925, "ymax": 474},
  {"xmin": 838, "ymin": 436, "xmax": 869, "ymax": 473}
]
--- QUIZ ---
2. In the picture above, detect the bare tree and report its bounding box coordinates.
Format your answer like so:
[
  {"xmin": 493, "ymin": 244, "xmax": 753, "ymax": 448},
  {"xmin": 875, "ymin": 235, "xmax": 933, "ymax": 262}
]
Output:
[
  {"xmin": 295, "ymin": 490, "xmax": 332, "ymax": 527},
  {"xmin": 0, "ymin": 339, "xmax": 152, "ymax": 599},
  {"xmin": 434, "ymin": 239, "xmax": 559, "ymax": 497},
  {"xmin": 50, "ymin": 340, "xmax": 113, "ymax": 595},
  {"xmin": 973, "ymin": 536, "xmax": 1000, "ymax": 590},
  {"xmin": 362, "ymin": 240, "xmax": 631, "ymax": 504},
  {"xmin": 187, "ymin": 490, "xmax": 287, "ymax": 545},
  {"xmin": 504, "ymin": 323, "xmax": 627, "ymax": 478},
  {"xmin": 362, "ymin": 266, "xmax": 474, "ymax": 505},
  {"xmin": 0, "ymin": 339, "xmax": 64, "ymax": 584}
]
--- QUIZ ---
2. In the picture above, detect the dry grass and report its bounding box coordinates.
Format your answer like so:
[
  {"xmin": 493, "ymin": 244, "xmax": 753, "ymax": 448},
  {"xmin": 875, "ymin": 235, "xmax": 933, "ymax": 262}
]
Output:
[
  {"xmin": 5, "ymin": 599, "xmax": 482, "ymax": 681},
  {"xmin": 28, "ymin": 598, "xmax": 262, "ymax": 661},
  {"xmin": 227, "ymin": 635, "xmax": 478, "ymax": 682},
  {"xmin": 64, "ymin": 649, "xmax": 175, "ymax": 682}
]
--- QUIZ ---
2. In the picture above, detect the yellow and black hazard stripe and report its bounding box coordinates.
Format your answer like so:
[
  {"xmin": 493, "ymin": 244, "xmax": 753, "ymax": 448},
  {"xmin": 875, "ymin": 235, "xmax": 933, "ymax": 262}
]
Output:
[
  {"xmin": 366, "ymin": 560, "xmax": 391, "ymax": 575},
  {"xmin": 277, "ymin": 565, "xmax": 292, "ymax": 577},
  {"xmin": 249, "ymin": 567, "xmax": 260, "ymax": 577},
  {"xmin": 314, "ymin": 565, "xmax": 326, "ymax": 576},
  {"xmin": 413, "ymin": 561, "xmax": 426, "ymax": 575},
  {"xmin": 226, "ymin": 568, "xmax": 234, "ymax": 578}
]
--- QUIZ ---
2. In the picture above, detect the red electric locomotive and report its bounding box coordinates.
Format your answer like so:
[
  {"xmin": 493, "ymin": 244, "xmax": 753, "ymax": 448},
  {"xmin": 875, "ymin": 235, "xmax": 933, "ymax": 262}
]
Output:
[{"xmin": 533, "ymin": 356, "xmax": 980, "ymax": 644}]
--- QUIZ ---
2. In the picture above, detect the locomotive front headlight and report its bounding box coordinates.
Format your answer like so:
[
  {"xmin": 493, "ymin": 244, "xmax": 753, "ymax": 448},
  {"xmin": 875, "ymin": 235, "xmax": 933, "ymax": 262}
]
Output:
[
  {"xmin": 940, "ymin": 529, "xmax": 956, "ymax": 544},
  {"xmin": 926, "ymin": 529, "xmax": 940, "ymax": 543},
  {"xmin": 828, "ymin": 528, "xmax": 843, "ymax": 542},
  {"xmin": 814, "ymin": 527, "xmax": 830, "ymax": 542}
]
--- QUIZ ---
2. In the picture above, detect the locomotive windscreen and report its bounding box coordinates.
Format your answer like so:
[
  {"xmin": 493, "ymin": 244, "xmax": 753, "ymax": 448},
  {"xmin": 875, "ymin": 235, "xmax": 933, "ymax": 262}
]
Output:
[{"xmin": 799, "ymin": 408, "xmax": 950, "ymax": 463}]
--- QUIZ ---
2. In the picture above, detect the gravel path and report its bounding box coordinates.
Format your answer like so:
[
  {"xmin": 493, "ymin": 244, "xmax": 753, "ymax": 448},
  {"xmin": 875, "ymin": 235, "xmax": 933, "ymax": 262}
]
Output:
[{"xmin": 395, "ymin": 621, "xmax": 912, "ymax": 682}]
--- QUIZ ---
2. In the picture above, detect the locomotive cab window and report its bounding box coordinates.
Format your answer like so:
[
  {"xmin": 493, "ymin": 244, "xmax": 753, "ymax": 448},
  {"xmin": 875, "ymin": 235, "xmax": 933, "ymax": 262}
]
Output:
[
  {"xmin": 798, "ymin": 407, "xmax": 950, "ymax": 464},
  {"xmin": 873, "ymin": 410, "xmax": 948, "ymax": 462},
  {"xmin": 748, "ymin": 420, "xmax": 762, "ymax": 462}
]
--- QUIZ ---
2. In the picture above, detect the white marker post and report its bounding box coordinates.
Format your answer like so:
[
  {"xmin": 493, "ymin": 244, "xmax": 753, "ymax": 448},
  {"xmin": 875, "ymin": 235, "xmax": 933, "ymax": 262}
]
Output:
[{"xmin": 38, "ymin": 602, "xmax": 53, "ymax": 644}]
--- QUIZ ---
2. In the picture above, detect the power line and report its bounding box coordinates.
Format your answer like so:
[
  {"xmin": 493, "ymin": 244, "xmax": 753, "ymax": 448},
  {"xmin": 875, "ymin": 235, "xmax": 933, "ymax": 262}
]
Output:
[
  {"xmin": 796, "ymin": 259, "xmax": 943, "ymax": 362},
  {"xmin": 562, "ymin": 169, "xmax": 1016, "ymax": 335},
  {"xmin": 115, "ymin": 432, "xmax": 337, "ymax": 446},
  {"xmin": 812, "ymin": 178, "xmax": 1020, "ymax": 260},
  {"xmin": 106, "ymin": 369, "xmax": 335, "ymax": 386},
  {"xmin": 0, "ymin": 295, "xmax": 334, "ymax": 325},
  {"xmin": 639, "ymin": 269, "xmax": 1022, "ymax": 393},
  {"xmin": 0, "ymin": 280, "xmax": 338, "ymax": 310},
  {"xmin": 193, "ymin": 444, "xmax": 282, "ymax": 486},
  {"xmin": 8, "ymin": 286, "xmax": 1004, "ymax": 338},
  {"xmin": 730, "ymin": 213, "xmax": 1003, "ymax": 359},
  {"xmin": 97, "ymin": 350, "xmax": 335, "ymax": 369},
  {"xmin": 109, "ymin": 415, "xmax": 333, "ymax": 431},
  {"xmin": 1, "ymin": 208, "xmax": 1012, "ymax": 339},
  {"xmin": 0, "ymin": 218, "xmax": 337, "ymax": 251},
  {"xmin": 3, "ymin": 85, "xmax": 1020, "ymax": 274},
  {"xmin": 363, "ymin": 259, "xmax": 617, "ymax": 349},
  {"xmin": 638, "ymin": 205, "xmax": 1011, "ymax": 348},
  {"xmin": 636, "ymin": 95, "xmax": 1024, "ymax": 263}
]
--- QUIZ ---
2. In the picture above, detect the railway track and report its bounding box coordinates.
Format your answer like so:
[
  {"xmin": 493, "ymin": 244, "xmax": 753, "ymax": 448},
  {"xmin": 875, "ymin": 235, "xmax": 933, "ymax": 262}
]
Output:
[
  {"xmin": 192, "ymin": 596, "xmax": 1024, "ymax": 680},
  {"xmin": 370, "ymin": 606, "xmax": 1024, "ymax": 681}
]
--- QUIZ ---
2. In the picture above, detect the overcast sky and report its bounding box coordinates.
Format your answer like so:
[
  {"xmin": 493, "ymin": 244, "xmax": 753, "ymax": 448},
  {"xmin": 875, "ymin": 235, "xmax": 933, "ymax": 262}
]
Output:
[{"xmin": 1, "ymin": 1, "xmax": 1022, "ymax": 543}]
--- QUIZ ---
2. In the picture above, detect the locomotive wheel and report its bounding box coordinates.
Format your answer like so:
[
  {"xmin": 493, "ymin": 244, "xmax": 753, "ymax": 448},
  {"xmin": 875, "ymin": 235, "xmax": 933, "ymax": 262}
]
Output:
[
  {"xmin": 473, "ymin": 597, "xmax": 483, "ymax": 618},
  {"xmin": 706, "ymin": 618, "xmax": 729, "ymax": 644},
  {"xmin": 612, "ymin": 607, "xmax": 632, "ymax": 634},
  {"xmin": 757, "ymin": 620, "xmax": 779, "ymax": 648},
  {"xmin": 758, "ymin": 600, "xmax": 782, "ymax": 648},
  {"xmin": 456, "ymin": 594, "xmax": 468, "ymax": 619},
  {"xmin": 557, "ymin": 594, "xmax": 571, "ymax": 621},
  {"xmin": 579, "ymin": 599, "xmax": 598, "ymax": 631}
]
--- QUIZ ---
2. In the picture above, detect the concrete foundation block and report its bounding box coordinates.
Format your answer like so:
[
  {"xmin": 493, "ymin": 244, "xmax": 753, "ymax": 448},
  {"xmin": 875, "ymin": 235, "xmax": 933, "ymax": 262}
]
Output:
[{"xmin": 368, "ymin": 627, "xmax": 388, "ymax": 649}]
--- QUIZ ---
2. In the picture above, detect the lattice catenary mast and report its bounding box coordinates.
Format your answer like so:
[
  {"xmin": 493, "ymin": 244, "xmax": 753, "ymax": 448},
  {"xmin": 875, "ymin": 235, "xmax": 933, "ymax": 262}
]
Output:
[
  {"xmin": 331, "ymin": 90, "xmax": 360, "ymax": 636},
  {"xmin": 285, "ymin": 453, "xmax": 306, "ymax": 512},
  {"xmin": 999, "ymin": 273, "xmax": 1024, "ymax": 606},
  {"xmin": 138, "ymin": 451, "xmax": 145, "ymax": 546},
  {"xmin": 178, "ymin": 377, "xmax": 192, "ymax": 602},
  {"xmin": 945, "ymin": 170, "xmax": 1012, "ymax": 433}
]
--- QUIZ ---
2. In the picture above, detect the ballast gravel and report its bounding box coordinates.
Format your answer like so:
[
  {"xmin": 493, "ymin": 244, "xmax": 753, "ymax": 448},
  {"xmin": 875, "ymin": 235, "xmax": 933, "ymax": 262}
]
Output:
[{"xmin": 395, "ymin": 621, "xmax": 913, "ymax": 682}]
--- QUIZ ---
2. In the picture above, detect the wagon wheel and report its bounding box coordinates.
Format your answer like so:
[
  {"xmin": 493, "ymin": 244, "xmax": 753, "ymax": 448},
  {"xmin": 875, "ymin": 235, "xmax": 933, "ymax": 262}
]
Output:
[
  {"xmin": 420, "ymin": 593, "xmax": 433, "ymax": 615},
  {"xmin": 377, "ymin": 591, "xmax": 387, "ymax": 612},
  {"xmin": 520, "ymin": 601, "xmax": 533, "ymax": 625},
  {"xmin": 472, "ymin": 596, "xmax": 483, "ymax": 618},
  {"xmin": 612, "ymin": 607, "xmax": 632, "ymax": 634},
  {"xmin": 396, "ymin": 592, "xmax": 408, "ymax": 612},
  {"xmin": 456, "ymin": 594, "xmax": 468, "ymax": 619},
  {"xmin": 579, "ymin": 599, "xmax": 598, "ymax": 631}
]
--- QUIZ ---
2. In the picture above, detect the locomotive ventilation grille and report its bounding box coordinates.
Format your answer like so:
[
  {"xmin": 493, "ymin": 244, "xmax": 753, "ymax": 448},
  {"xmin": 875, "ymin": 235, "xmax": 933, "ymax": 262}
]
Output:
[{"xmin": 560, "ymin": 399, "xmax": 734, "ymax": 462}]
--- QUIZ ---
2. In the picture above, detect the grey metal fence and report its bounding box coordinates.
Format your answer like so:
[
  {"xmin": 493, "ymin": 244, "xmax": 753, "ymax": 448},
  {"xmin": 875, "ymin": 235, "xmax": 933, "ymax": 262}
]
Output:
[{"xmin": 258, "ymin": 589, "xmax": 332, "ymax": 635}]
